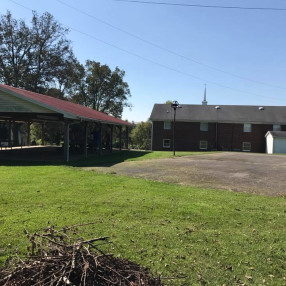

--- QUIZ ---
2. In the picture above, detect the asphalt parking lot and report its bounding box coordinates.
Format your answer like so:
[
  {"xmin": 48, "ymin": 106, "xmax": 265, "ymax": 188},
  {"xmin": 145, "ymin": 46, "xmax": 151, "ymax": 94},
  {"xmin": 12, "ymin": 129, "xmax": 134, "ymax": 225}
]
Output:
[{"xmin": 87, "ymin": 152, "xmax": 286, "ymax": 196}]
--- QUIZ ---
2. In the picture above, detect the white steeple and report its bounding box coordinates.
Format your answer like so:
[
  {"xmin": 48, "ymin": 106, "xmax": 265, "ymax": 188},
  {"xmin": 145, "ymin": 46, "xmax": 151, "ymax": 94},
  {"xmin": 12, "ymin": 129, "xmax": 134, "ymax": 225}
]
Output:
[{"xmin": 202, "ymin": 84, "xmax": 208, "ymax": 105}]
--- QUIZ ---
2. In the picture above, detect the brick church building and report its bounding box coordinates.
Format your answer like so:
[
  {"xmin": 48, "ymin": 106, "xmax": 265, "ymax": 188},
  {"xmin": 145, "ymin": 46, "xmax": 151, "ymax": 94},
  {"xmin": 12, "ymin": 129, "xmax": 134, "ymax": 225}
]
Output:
[{"xmin": 150, "ymin": 93, "xmax": 286, "ymax": 153}]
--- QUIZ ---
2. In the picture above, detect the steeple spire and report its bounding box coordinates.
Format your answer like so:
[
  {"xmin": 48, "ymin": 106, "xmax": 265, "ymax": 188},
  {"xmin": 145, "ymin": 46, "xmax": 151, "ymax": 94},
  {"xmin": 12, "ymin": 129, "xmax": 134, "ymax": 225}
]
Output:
[{"xmin": 202, "ymin": 84, "xmax": 208, "ymax": 105}]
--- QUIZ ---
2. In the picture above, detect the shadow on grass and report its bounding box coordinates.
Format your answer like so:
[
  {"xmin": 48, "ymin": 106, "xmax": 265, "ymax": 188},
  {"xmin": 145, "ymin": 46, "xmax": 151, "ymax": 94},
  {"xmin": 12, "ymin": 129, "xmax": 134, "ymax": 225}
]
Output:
[
  {"xmin": 71, "ymin": 150, "xmax": 151, "ymax": 167},
  {"xmin": 0, "ymin": 149, "xmax": 151, "ymax": 167}
]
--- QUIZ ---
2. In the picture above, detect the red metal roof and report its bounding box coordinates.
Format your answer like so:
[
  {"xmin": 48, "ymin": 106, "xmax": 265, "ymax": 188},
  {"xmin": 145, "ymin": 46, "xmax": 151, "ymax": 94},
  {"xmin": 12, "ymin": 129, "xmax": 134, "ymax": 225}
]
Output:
[{"xmin": 0, "ymin": 84, "xmax": 131, "ymax": 126}]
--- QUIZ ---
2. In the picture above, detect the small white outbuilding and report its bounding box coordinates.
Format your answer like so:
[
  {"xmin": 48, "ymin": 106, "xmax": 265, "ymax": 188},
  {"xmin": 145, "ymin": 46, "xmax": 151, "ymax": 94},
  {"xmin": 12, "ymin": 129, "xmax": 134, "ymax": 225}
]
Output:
[{"xmin": 265, "ymin": 131, "xmax": 286, "ymax": 154}]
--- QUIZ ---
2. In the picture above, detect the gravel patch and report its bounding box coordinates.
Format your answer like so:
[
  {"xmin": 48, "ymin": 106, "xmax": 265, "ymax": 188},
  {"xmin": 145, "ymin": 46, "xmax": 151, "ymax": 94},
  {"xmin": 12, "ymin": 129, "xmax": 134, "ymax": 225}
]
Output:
[{"xmin": 84, "ymin": 152, "xmax": 286, "ymax": 196}]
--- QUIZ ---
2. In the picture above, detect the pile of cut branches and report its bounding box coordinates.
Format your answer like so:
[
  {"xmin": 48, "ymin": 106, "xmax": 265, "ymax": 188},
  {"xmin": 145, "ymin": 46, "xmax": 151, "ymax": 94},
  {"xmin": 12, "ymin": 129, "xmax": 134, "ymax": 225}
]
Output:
[{"xmin": 0, "ymin": 224, "xmax": 162, "ymax": 286}]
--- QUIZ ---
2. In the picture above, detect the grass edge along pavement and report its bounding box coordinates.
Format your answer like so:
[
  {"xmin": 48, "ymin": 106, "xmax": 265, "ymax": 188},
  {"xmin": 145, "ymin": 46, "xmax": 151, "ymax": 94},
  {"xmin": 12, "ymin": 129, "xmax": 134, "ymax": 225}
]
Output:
[{"xmin": 0, "ymin": 158, "xmax": 285, "ymax": 285}]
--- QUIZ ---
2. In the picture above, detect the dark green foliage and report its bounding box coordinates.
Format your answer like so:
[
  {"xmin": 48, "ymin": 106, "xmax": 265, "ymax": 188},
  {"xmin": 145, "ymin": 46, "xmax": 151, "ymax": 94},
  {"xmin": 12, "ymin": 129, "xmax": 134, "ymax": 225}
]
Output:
[
  {"xmin": 31, "ymin": 122, "xmax": 64, "ymax": 145},
  {"xmin": 131, "ymin": 121, "xmax": 151, "ymax": 150},
  {"xmin": 0, "ymin": 11, "xmax": 132, "ymax": 143},
  {"xmin": 0, "ymin": 11, "xmax": 83, "ymax": 95},
  {"xmin": 72, "ymin": 61, "xmax": 132, "ymax": 118}
]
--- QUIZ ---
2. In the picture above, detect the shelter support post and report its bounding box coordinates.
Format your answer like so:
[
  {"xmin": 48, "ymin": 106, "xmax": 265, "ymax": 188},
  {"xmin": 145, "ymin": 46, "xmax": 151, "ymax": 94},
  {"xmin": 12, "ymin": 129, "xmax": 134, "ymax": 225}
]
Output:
[
  {"xmin": 12, "ymin": 121, "xmax": 19, "ymax": 148},
  {"xmin": 41, "ymin": 123, "xmax": 45, "ymax": 146},
  {"xmin": 27, "ymin": 122, "xmax": 31, "ymax": 146},
  {"xmin": 84, "ymin": 122, "xmax": 88, "ymax": 158},
  {"xmin": 126, "ymin": 126, "xmax": 129, "ymax": 150},
  {"xmin": 99, "ymin": 124, "xmax": 102, "ymax": 156},
  {"xmin": 119, "ymin": 126, "xmax": 122, "ymax": 151},
  {"xmin": 110, "ymin": 125, "xmax": 113, "ymax": 153},
  {"xmin": 64, "ymin": 121, "xmax": 70, "ymax": 162},
  {"xmin": 8, "ymin": 120, "xmax": 12, "ymax": 148}
]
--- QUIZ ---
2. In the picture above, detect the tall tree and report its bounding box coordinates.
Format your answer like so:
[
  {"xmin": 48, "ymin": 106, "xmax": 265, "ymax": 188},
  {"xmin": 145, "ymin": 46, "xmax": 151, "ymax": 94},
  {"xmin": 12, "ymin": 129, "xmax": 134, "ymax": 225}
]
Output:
[
  {"xmin": 0, "ymin": 11, "xmax": 131, "ymax": 116},
  {"xmin": 73, "ymin": 61, "xmax": 132, "ymax": 118},
  {"xmin": 0, "ymin": 11, "xmax": 32, "ymax": 87},
  {"xmin": 130, "ymin": 121, "xmax": 151, "ymax": 150},
  {"xmin": 0, "ymin": 11, "xmax": 83, "ymax": 95}
]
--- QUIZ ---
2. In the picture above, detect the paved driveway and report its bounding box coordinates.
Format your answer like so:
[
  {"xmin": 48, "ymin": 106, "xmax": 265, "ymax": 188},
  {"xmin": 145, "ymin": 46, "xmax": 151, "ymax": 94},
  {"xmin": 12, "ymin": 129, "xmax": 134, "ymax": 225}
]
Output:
[{"xmin": 86, "ymin": 152, "xmax": 286, "ymax": 196}]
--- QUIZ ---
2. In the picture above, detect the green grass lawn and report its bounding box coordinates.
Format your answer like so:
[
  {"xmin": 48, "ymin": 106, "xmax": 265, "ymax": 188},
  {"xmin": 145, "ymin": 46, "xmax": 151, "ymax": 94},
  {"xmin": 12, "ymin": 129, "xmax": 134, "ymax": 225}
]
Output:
[{"xmin": 0, "ymin": 156, "xmax": 285, "ymax": 285}]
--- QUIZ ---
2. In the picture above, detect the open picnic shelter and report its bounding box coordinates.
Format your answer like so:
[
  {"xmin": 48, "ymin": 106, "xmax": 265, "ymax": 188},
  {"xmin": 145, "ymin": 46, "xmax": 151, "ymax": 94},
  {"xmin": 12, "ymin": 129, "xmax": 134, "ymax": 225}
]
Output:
[{"xmin": 0, "ymin": 84, "xmax": 132, "ymax": 162}]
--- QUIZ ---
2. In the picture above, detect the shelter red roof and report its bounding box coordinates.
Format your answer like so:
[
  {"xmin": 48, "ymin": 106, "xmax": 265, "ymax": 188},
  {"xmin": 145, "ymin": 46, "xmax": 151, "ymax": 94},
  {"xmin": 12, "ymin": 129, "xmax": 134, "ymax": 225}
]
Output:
[{"xmin": 0, "ymin": 84, "xmax": 131, "ymax": 126}]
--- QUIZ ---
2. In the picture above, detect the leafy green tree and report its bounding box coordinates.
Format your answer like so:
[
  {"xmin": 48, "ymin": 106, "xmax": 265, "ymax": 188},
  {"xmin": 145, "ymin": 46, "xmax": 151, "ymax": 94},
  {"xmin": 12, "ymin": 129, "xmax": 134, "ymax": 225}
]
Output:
[
  {"xmin": 0, "ymin": 11, "xmax": 32, "ymax": 87},
  {"xmin": 130, "ymin": 121, "xmax": 151, "ymax": 150},
  {"xmin": 30, "ymin": 122, "xmax": 63, "ymax": 145},
  {"xmin": 0, "ymin": 11, "xmax": 132, "ymax": 143},
  {"xmin": 72, "ymin": 61, "xmax": 132, "ymax": 118},
  {"xmin": 0, "ymin": 11, "xmax": 83, "ymax": 95},
  {"xmin": 0, "ymin": 11, "xmax": 85, "ymax": 144}
]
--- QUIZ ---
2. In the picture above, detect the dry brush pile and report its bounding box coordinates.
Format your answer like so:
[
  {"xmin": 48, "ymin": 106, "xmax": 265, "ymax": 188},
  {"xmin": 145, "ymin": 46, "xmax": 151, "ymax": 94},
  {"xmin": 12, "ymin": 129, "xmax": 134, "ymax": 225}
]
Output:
[{"xmin": 0, "ymin": 225, "xmax": 162, "ymax": 286}]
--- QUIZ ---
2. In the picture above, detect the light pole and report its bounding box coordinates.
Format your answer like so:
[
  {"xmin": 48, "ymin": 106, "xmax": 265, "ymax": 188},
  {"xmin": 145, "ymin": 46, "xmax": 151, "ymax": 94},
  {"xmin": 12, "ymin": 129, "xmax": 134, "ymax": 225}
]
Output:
[
  {"xmin": 171, "ymin": 101, "xmax": 182, "ymax": 156},
  {"xmin": 215, "ymin": 106, "xmax": 220, "ymax": 150}
]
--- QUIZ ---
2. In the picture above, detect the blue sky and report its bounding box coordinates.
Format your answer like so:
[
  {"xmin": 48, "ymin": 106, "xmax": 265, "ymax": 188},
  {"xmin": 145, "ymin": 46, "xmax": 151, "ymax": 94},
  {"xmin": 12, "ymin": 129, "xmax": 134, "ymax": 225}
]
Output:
[{"xmin": 1, "ymin": 0, "xmax": 286, "ymax": 122}]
